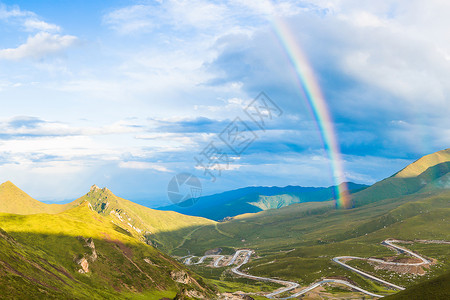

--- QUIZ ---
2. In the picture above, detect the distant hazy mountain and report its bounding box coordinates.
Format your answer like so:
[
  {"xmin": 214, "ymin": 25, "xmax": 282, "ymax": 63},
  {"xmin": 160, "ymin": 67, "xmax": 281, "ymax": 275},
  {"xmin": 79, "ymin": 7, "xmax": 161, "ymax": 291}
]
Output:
[{"xmin": 158, "ymin": 182, "xmax": 368, "ymax": 221}]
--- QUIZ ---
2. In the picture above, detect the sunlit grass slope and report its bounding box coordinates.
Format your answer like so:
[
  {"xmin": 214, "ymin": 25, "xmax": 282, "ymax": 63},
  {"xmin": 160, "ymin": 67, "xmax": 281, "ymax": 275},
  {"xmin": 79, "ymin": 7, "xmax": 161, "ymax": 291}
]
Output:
[
  {"xmin": 0, "ymin": 202, "xmax": 214, "ymax": 299},
  {"xmin": 0, "ymin": 182, "xmax": 215, "ymax": 253},
  {"xmin": 0, "ymin": 181, "xmax": 73, "ymax": 215},
  {"xmin": 73, "ymin": 185, "xmax": 215, "ymax": 252},
  {"xmin": 394, "ymin": 148, "xmax": 450, "ymax": 178},
  {"xmin": 350, "ymin": 149, "xmax": 450, "ymax": 207}
]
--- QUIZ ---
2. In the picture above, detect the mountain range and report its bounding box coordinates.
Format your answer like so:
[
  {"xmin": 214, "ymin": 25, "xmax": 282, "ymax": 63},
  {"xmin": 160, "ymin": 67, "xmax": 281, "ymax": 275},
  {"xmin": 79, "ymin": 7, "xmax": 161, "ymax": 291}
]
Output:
[
  {"xmin": 0, "ymin": 148, "xmax": 449, "ymax": 299},
  {"xmin": 0, "ymin": 182, "xmax": 215, "ymax": 253},
  {"xmin": 159, "ymin": 182, "xmax": 368, "ymax": 221}
]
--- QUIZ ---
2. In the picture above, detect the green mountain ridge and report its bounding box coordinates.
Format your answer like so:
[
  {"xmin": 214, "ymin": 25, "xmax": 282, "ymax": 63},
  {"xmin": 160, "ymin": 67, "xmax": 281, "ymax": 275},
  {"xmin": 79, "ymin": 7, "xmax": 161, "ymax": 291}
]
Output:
[
  {"xmin": 0, "ymin": 181, "xmax": 73, "ymax": 215},
  {"xmin": 393, "ymin": 148, "xmax": 450, "ymax": 178},
  {"xmin": 0, "ymin": 202, "xmax": 215, "ymax": 299},
  {"xmin": 74, "ymin": 184, "xmax": 216, "ymax": 252},
  {"xmin": 350, "ymin": 149, "xmax": 450, "ymax": 207},
  {"xmin": 0, "ymin": 182, "xmax": 215, "ymax": 253}
]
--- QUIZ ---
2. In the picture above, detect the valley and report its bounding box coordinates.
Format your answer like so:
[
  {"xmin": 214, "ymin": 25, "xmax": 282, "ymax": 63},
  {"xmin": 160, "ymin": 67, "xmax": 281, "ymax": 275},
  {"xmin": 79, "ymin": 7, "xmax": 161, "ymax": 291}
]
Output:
[
  {"xmin": 179, "ymin": 236, "xmax": 449, "ymax": 298},
  {"xmin": 172, "ymin": 149, "xmax": 450, "ymax": 299}
]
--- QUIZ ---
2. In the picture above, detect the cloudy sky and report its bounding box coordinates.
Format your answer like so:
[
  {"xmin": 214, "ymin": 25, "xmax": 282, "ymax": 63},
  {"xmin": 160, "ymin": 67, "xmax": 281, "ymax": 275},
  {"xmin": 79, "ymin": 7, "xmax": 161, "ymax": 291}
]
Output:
[{"xmin": 0, "ymin": 0, "xmax": 449, "ymax": 206}]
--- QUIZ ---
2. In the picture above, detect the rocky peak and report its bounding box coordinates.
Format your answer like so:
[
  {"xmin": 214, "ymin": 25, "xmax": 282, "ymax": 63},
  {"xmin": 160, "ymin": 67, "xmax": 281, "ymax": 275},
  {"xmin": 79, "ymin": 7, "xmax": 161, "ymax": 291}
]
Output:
[
  {"xmin": 88, "ymin": 185, "xmax": 114, "ymax": 197},
  {"xmin": 90, "ymin": 184, "xmax": 100, "ymax": 191}
]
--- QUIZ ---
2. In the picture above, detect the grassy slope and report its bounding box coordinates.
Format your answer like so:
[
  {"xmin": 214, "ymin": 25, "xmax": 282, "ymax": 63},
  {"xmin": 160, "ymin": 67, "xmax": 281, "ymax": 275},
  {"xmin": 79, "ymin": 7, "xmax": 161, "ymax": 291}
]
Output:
[
  {"xmin": 174, "ymin": 194, "xmax": 426, "ymax": 256},
  {"xmin": 384, "ymin": 271, "xmax": 450, "ymax": 300},
  {"xmin": 394, "ymin": 148, "xmax": 450, "ymax": 178},
  {"xmin": 175, "ymin": 151, "xmax": 450, "ymax": 297},
  {"xmin": 0, "ymin": 182, "xmax": 215, "ymax": 253},
  {"xmin": 0, "ymin": 202, "xmax": 214, "ymax": 299},
  {"xmin": 0, "ymin": 181, "xmax": 73, "ymax": 215},
  {"xmin": 178, "ymin": 189, "xmax": 450, "ymax": 296},
  {"xmin": 0, "ymin": 227, "xmax": 96, "ymax": 300},
  {"xmin": 350, "ymin": 149, "xmax": 450, "ymax": 207},
  {"xmin": 73, "ymin": 186, "xmax": 215, "ymax": 252}
]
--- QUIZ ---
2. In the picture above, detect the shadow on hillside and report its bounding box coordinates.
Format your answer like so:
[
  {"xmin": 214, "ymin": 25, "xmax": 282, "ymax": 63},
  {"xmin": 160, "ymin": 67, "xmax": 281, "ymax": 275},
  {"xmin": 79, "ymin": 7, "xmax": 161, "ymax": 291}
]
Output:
[{"xmin": 0, "ymin": 228, "xmax": 207, "ymax": 300}]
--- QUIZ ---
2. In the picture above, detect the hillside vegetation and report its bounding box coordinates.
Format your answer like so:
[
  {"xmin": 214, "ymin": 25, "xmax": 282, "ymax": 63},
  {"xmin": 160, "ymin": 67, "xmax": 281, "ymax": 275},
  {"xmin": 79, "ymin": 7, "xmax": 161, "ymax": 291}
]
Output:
[
  {"xmin": 0, "ymin": 202, "xmax": 214, "ymax": 299},
  {"xmin": 0, "ymin": 182, "xmax": 215, "ymax": 253},
  {"xmin": 394, "ymin": 148, "xmax": 450, "ymax": 178},
  {"xmin": 0, "ymin": 181, "xmax": 73, "ymax": 215},
  {"xmin": 350, "ymin": 149, "xmax": 450, "ymax": 207},
  {"xmin": 74, "ymin": 185, "xmax": 215, "ymax": 252},
  {"xmin": 175, "ymin": 149, "xmax": 450, "ymax": 298},
  {"xmin": 384, "ymin": 271, "xmax": 450, "ymax": 300},
  {"xmin": 178, "ymin": 190, "xmax": 449, "ymax": 297}
]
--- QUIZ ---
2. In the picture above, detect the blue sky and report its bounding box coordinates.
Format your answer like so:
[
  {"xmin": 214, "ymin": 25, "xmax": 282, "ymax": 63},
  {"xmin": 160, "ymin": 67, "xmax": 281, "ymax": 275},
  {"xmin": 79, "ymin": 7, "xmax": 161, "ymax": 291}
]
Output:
[{"xmin": 0, "ymin": 0, "xmax": 449, "ymax": 206}]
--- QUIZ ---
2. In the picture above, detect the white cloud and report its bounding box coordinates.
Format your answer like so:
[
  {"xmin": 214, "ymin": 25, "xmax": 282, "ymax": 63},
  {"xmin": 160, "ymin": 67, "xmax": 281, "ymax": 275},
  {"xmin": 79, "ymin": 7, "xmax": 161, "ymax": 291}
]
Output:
[
  {"xmin": 342, "ymin": 11, "xmax": 386, "ymax": 28},
  {"xmin": 231, "ymin": 0, "xmax": 306, "ymax": 18},
  {"xmin": 1, "ymin": 0, "xmax": 449, "ymax": 202},
  {"xmin": 195, "ymin": 163, "xmax": 242, "ymax": 171},
  {"xmin": 165, "ymin": 0, "xmax": 228, "ymax": 30},
  {"xmin": 0, "ymin": 32, "xmax": 78, "ymax": 60},
  {"xmin": 0, "ymin": 116, "xmax": 142, "ymax": 138},
  {"xmin": 325, "ymin": 2, "xmax": 450, "ymax": 109},
  {"xmin": 135, "ymin": 132, "xmax": 196, "ymax": 145},
  {"xmin": 119, "ymin": 161, "xmax": 171, "ymax": 172},
  {"xmin": 103, "ymin": 0, "xmax": 303, "ymax": 35},
  {"xmin": 24, "ymin": 19, "xmax": 61, "ymax": 32},
  {"xmin": 0, "ymin": 4, "xmax": 33, "ymax": 19},
  {"xmin": 103, "ymin": 1, "xmax": 228, "ymax": 34},
  {"xmin": 103, "ymin": 4, "xmax": 155, "ymax": 34},
  {"xmin": 0, "ymin": 4, "xmax": 61, "ymax": 33}
]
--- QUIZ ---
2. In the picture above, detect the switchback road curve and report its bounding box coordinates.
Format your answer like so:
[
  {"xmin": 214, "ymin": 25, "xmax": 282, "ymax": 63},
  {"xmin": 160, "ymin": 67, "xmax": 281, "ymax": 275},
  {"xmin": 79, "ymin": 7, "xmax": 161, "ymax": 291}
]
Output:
[{"xmin": 182, "ymin": 239, "xmax": 448, "ymax": 299}]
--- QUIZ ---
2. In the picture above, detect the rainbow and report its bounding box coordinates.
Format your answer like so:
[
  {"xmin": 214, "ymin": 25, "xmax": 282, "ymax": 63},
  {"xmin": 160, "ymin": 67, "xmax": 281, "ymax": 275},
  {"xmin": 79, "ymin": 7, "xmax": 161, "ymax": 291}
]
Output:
[{"xmin": 271, "ymin": 17, "xmax": 351, "ymax": 209}]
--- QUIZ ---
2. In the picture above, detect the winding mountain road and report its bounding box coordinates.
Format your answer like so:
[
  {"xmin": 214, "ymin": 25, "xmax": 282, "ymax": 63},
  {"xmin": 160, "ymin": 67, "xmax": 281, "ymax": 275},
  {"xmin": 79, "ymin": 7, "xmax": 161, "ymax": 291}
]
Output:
[{"xmin": 183, "ymin": 239, "xmax": 447, "ymax": 299}]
